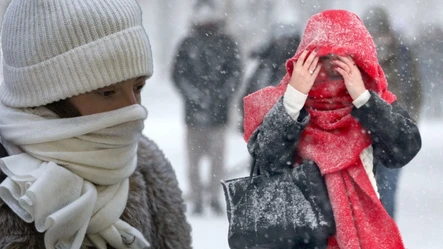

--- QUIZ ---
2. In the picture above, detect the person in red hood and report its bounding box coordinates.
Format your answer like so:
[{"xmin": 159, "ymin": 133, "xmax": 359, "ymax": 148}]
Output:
[{"xmin": 243, "ymin": 10, "xmax": 421, "ymax": 249}]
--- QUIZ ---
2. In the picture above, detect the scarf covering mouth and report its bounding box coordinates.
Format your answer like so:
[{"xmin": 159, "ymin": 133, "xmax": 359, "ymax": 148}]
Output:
[
  {"xmin": 0, "ymin": 103, "xmax": 150, "ymax": 249},
  {"xmin": 243, "ymin": 10, "xmax": 404, "ymax": 249}
]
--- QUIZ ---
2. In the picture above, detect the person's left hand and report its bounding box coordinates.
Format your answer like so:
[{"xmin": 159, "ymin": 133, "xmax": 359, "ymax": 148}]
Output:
[{"xmin": 333, "ymin": 55, "xmax": 367, "ymax": 100}]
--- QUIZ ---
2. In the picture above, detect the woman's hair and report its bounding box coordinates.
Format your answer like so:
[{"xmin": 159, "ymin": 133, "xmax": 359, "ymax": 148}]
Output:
[{"xmin": 45, "ymin": 100, "xmax": 81, "ymax": 118}]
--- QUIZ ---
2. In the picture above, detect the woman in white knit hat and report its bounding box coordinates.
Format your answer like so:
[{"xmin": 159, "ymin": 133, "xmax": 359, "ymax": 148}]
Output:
[{"xmin": 0, "ymin": 0, "xmax": 192, "ymax": 249}]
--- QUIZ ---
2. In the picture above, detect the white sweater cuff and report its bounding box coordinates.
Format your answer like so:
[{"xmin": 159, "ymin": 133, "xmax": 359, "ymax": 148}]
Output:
[
  {"xmin": 352, "ymin": 90, "xmax": 371, "ymax": 109},
  {"xmin": 283, "ymin": 85, "xmax": 308, "ymax": 120}
]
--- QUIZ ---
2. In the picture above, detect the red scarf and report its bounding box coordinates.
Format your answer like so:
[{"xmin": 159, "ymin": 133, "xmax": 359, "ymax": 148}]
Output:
[{"xmin": 243, "ymin": 10, "xmax": 404, "ymax": 249}]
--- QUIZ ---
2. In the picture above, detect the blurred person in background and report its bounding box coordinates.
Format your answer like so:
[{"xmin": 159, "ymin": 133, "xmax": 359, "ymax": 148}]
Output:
[
  {"xmin": 414, "ymin": 23, "xmax": 443, "ymax": 118},
  {"xmin": 171, "ymin": 0, "xmax": 243, "ymax": 215},
  {"xmin": 0, "ymin": 0, "xmax": 192, "ymax": 248},
  {"xmin": 238, "ymin": 21, "xmax": 301, "ymax": 133},
  {"xmin": 363, "ymin": 6, "xmax": 422, "ymax": 122},
  {"xmin": 362, "ymin": 6, "xmax": 422, "ymax": 219}
]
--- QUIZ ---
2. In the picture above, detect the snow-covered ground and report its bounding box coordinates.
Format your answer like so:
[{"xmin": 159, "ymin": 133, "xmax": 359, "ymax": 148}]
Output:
[{"xmin": 143, "ymin": 80, "xmax": 443, "ymax": 249}]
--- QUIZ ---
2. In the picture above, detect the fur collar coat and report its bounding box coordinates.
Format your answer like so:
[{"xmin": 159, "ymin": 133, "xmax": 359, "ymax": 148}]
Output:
[{"xmin": 0, "ymin": 136, "xmax": 193, "ymax": 249}]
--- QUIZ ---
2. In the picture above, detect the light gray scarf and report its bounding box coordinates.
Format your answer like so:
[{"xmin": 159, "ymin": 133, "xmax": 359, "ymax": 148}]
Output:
[{"xmin": 0, "ymin": 103, "xmax": 150, "ymax": 249}]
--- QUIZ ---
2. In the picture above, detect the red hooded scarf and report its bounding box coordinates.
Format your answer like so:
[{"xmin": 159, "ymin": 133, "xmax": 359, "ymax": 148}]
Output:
[{"xmin": 243, "ymin": 10, "xmax": 404, "ymax": 249}]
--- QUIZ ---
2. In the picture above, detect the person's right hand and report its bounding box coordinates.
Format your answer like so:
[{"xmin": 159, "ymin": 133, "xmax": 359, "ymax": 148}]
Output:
[{"xmin": 289, "ymin": 50, "xmax": 321, "ymax": 94}]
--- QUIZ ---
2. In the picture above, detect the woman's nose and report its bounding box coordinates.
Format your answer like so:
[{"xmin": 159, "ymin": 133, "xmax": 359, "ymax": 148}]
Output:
[{"xmin": 121, "ymin": 89, "xmax": 139, "ymax": 107}]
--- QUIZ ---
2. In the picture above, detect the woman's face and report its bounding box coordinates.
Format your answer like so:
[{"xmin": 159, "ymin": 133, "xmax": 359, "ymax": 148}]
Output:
[
  {"xmin": 69, "ymin": 76, "xmax": 147, "ymax": 116},
  {"xmin": 316, "ymin": 54, "xmax": 343, "ymax": 82}
]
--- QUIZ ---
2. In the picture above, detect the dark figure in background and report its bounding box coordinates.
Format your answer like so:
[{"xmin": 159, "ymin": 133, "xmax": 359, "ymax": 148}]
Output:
[
  {"xmin": 172, "ymin": 1, "xmax": 242, "ymax": 215},
  {"xmin": 239, "ymin": 23, "xmax": 301, "ymax": 133},
  {"xmin": 362, "ymin": 6, "xmax": 422, "ymax": 219},
  {"xmin": 414, "ymin": 23, "xmax": 443, "ymax": 118}
]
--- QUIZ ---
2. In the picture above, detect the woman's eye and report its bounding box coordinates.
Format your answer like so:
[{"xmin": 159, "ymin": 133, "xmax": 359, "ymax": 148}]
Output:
[
  {"xmin": 134, "ymin": 84, "xmax": 145, "ymax": 93},
  {"xmin": 96, "ymin": 90, "xmax": 115, "ymax": 97}
]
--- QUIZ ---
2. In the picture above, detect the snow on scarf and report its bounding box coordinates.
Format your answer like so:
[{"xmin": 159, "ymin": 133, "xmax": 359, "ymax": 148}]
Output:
[
  {"xmin": 243, "ymin": 10, "xmax": 404, "ymax": 249},
  {"xmin": 0, "ymin": 103, "xmax": 150, "ymax": 249}
]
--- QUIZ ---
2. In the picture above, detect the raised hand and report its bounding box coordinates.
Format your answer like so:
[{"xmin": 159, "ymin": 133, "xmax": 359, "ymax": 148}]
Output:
[
  {"xmin": 333, "ymin": 56, "xmax": 367, "ymax": 100},
  {"xmin": 289, "ymin": 50, "xmax": 322, "ymax": 94}
]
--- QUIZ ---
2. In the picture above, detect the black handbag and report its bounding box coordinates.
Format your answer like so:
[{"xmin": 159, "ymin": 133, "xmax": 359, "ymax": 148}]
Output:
[{"xmin": 221, "ymin": 160, "xmax": 336, "ymax": 249}]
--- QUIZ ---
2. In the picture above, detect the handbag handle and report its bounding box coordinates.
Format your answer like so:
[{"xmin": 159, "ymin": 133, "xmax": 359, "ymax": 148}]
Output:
[{"xmin": 249, "ymin": 158, "xmax": 294, "ymax": 182}]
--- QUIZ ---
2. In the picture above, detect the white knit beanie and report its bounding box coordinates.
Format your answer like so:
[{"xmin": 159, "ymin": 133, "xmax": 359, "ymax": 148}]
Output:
[{"xmin": 0, "ymin": 0, "xmax": 153, "ymax": 108}]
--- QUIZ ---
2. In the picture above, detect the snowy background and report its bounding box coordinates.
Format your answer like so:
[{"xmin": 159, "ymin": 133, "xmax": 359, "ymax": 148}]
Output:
[
  {"xmin": 137, "ymin": 1, "xmax": 443, "ymax": 248},
  {"xmin": 0, "ymin": 0, "xmax": 442, "ymax": 248}
]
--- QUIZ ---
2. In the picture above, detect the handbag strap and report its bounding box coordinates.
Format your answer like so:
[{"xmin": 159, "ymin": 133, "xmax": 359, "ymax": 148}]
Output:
[{"xmin": 249, "ymin": 159, "xmax": 260, "ymax": 179}]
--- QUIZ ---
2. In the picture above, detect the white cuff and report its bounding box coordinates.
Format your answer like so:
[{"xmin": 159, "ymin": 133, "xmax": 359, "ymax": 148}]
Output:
[
  {"xmin": 352, "ymin": 90, "xmax": 371, "ymax": 109},
  {"xmin": 283, "ymin": 85, "xmax": 308, "ymax": 120}
]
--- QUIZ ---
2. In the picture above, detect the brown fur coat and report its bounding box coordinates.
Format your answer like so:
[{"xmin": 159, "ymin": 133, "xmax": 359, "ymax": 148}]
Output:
[{"xmin": 0, "ymin": 136, "xmax": 192, "ymax": 249}]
